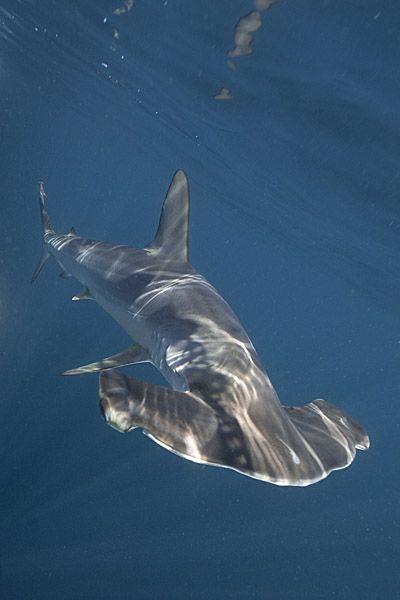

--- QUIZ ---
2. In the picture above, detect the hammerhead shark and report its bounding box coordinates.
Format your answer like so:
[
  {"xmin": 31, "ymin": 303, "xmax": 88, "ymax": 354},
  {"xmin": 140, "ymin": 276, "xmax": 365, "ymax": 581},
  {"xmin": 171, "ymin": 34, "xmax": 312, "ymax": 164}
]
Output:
[{"xmin": 33, "ymin": 171, "xmax": 369, "ymax": 486}]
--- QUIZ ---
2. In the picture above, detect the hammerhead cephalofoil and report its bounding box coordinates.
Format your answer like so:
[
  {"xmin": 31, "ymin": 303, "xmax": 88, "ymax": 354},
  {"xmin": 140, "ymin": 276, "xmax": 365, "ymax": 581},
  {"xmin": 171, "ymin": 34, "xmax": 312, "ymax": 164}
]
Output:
[{"xmin": 33, "ymin": 171, "xmax": 369, "ymax": 486}]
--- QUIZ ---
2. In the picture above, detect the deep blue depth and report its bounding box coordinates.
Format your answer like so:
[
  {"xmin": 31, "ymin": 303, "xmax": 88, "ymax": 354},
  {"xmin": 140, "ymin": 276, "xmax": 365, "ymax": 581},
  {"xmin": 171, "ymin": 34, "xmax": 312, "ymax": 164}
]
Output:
[{"xmin": 1, "ymin": 1, "xmax": 399, "ymax": 598}]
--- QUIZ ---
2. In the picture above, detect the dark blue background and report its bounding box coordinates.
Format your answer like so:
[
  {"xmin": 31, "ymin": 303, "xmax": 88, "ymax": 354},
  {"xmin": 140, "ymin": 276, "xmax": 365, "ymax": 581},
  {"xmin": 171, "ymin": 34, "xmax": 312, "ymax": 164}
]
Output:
[{"xmin": 1, "ymin": 1, "xmax": 399, "ymax": 598}]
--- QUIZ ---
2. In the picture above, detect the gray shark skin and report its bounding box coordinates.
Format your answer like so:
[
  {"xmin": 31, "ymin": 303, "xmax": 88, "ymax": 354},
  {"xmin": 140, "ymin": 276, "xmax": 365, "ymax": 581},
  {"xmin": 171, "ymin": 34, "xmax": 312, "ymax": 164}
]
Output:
[{"xmin": 34, "ymin": 171, "xmax": 369, "ymax": 486}]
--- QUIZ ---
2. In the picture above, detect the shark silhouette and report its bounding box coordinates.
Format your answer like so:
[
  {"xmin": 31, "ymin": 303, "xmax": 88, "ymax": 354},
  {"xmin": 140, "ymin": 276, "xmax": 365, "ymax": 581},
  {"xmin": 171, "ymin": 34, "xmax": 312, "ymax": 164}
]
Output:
[{"xmin": 33, "ymin": 171, "xmax": 369, "ymax": 486}]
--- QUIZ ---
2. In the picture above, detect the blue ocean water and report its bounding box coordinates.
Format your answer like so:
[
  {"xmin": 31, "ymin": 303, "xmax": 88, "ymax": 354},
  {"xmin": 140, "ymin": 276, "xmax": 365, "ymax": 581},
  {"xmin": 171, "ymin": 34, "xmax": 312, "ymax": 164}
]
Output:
[{"xmin": 1, "ymin": 0, "xmax": 399, "ymax": 598}]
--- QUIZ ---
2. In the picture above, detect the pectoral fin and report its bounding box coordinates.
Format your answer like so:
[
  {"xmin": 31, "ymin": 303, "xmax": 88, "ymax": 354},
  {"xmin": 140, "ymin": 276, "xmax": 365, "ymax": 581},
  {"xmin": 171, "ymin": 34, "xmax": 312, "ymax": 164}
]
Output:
[
  {"xmin": 62, "ymin": 344, "xmax": 150, "ymax": 376},
  {"xmin": 31, "ymin": 247, "xmax": 50, "ymax": 282}
]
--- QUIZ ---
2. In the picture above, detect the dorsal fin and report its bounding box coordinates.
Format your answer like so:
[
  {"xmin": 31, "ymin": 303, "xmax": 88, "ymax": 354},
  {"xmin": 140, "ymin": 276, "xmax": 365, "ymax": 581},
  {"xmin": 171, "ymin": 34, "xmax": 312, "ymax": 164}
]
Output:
[{"xmin": 146, "ymin": 170, "xmax": 190, "ymax": 262}]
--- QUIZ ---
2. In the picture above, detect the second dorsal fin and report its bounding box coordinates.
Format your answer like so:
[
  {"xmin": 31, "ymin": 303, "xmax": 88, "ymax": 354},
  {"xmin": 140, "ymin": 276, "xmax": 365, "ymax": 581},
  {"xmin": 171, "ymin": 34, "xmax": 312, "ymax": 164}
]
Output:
[{"xmin": 146, "ymin": 170, "xmax": 190, "ymax": 263}]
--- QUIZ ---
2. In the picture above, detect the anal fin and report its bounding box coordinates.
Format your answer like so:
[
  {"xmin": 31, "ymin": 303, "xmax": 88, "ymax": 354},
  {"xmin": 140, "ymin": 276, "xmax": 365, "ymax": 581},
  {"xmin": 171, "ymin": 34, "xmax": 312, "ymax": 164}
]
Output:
[{"xmin": 62, "ymin": 344, "xmax": 150, "ymax": 376}]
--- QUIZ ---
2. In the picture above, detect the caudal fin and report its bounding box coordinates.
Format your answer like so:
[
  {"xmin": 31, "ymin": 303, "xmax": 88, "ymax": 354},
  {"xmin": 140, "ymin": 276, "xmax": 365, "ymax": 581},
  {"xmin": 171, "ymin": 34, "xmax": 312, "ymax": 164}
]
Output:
[{"xmin": 31, "ymin": 182, "xmax": 54, "ymax": 282}]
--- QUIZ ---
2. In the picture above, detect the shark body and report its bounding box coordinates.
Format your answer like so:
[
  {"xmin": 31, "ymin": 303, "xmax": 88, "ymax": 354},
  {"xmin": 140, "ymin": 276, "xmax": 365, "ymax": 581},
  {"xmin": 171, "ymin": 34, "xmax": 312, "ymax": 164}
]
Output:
[{"xmin": 34, "ymin": 171, "xmax": 369, "ymax": 486}]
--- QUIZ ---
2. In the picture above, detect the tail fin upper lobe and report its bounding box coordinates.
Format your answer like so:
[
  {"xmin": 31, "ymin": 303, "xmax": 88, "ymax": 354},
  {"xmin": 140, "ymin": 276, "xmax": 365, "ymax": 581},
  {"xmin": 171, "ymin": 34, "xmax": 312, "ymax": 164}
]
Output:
[{"xmin": 32, "ymin": 181, "xmax": 54, "ymax": 282}]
